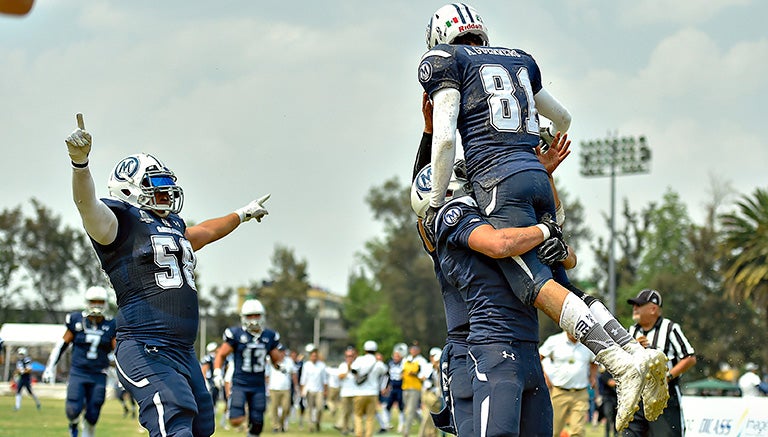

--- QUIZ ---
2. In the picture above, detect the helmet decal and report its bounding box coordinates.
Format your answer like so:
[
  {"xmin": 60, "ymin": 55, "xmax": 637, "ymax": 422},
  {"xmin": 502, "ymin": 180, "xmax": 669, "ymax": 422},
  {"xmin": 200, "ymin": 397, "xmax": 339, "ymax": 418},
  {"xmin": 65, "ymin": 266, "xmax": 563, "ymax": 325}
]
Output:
[{"xmin": 113, "ymin": 156, "xmax": 140, "ymax": 182}]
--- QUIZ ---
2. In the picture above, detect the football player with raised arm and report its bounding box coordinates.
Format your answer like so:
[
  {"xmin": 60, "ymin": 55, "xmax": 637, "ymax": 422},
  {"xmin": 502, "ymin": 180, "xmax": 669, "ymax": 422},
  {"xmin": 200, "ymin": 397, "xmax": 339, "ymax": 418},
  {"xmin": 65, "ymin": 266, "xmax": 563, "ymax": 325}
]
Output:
[
  {"xmin": 417, "ymin": 4, "xmax": 668, "ymax": 431},
  {"xmin": 64, "ymin": 115, "xmax": 270, "ymax": 437},
  {"xmin": 213, "ymin": 299, "xmax": 283, "ymax": 437},
  {"xmin": 43, "ymin": 286, "xmax": 117, "ymax": 437}
]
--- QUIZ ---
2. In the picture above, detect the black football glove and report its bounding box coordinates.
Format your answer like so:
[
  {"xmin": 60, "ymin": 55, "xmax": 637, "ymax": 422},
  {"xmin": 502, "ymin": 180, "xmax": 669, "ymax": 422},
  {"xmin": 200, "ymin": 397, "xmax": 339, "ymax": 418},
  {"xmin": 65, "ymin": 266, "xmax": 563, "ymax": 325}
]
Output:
[
  {"xmin": 422, "ymin": 206, "xmax": 439, "ymax": 248},
  {"xmin": 537, "ymin": 237, "xmax": 569, "ymax": 265},
  {"xmin": 539, "ymin": 213, "xmax": 562, "ymax": 240}
]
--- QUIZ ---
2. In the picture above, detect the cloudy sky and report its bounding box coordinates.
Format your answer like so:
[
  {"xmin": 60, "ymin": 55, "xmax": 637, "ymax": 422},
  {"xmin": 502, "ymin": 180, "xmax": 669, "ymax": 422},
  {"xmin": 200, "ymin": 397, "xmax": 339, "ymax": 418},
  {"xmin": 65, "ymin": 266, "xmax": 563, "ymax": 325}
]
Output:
[{"xmin": 1, "ymin": 1, "xmax": 765, "ymax": 301}]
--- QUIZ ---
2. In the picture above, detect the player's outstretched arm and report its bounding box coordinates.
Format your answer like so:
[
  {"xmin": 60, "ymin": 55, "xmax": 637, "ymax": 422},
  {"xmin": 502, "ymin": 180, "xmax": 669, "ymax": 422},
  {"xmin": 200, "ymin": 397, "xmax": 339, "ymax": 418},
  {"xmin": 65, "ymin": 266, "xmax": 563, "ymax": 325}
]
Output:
[
  {"xmin": 66, "ymin": 114, "xmax": 119, "ymax": 245},
  {"xmin": 43, "ymin": 330, "xmax": 74, "ymax": 383},
  {"xmin": 185, "ymin": 194, "xmax": 270, "ymax": 251}
]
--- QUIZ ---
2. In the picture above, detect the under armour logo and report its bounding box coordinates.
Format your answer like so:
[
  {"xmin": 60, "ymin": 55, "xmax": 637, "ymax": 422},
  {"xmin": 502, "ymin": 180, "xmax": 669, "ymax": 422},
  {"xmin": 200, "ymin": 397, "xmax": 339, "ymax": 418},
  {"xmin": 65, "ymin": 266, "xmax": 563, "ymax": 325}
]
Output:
[{"xmin": 501, "ymin": 351, "xmax": 516, "ymax": 360}]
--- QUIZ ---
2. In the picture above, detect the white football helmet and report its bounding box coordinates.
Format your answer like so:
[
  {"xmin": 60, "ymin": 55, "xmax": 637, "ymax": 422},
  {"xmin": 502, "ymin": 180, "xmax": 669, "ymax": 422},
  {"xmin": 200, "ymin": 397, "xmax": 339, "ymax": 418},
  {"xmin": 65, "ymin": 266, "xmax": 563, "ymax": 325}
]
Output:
[
  {"xmin": 426, "ymin": 3, "xmax": 489, "ymax": 50},
  {"xmin": 240, "ymin": 299, "xmax": 266, "ymax": 333},
  {"xmin": 107, "ymin": 153, "xmax": 184, "ymax": 217},
  {"xmin": 206, "ymin": 342, "xmax": 218, "ymax": 354},
  {"xmin": 17, "ymin": 347, "xmax": 28, "ymax": 357},
  {"xmin": 411, "ymin": 161, "xmax": 471, "ymax": 218},
  {"xmin": 84, "ymin": 286, "xmax": 109, "ymax": 317}
]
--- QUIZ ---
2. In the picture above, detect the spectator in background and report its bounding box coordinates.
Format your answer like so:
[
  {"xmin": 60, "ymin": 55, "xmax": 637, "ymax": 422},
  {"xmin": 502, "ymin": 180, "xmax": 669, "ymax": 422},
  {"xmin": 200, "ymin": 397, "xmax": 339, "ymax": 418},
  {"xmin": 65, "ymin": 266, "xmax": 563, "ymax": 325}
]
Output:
[
  {"xmin": 300, "ymin": 345, "xmax": 327, "ymax": 432},
  {"xmin": 290, "ymin": 348, "xmax": 307, "ymax": 430},
  {"xmin": 401, "ymin": 343, "xmax": 430, "ymax": 436},
  {"xmin": 326, "ymin": 364, "xmax": 341, "ymax": 424},
  {"xmin": 540, "ymin": 330, "xmax": 598, "ymax": 437},
  {"xmin": 739, "ymin": 363, "xmax": 763, "ymax": 397},
  {"xmin": 336, "ymin": 346, "xmax": 359, "ymax": 435},
  {"xmin": 625, "ymin": 289, "xmax": 696, "ymax": 437},
  {"xmin": 418, "ymin": 348, "xmax": 443, "ymax": 437},
  {"xmin": 351, "ymin": 341, "xmax": 388, "ymax": 437},
  {"xmin": 267, "ymin": 344, "xmax": 296, "ymax": 432}
]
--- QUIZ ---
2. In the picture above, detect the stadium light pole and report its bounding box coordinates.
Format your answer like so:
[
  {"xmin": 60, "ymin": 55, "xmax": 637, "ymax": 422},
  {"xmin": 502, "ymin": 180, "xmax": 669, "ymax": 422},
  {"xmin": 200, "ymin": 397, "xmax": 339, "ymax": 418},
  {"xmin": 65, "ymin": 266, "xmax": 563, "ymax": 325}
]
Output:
[{"xmin": 579, "ymin": 134, "xmax": 651, "ymax": 313}]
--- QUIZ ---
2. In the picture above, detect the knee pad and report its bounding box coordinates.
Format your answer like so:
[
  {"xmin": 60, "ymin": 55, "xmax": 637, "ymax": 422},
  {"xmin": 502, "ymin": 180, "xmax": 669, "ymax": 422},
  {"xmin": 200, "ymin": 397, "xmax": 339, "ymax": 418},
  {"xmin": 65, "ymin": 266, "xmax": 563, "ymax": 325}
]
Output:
[{"xmin": 65, "ymin": 400, "xmax": 83, "ymax": 421}]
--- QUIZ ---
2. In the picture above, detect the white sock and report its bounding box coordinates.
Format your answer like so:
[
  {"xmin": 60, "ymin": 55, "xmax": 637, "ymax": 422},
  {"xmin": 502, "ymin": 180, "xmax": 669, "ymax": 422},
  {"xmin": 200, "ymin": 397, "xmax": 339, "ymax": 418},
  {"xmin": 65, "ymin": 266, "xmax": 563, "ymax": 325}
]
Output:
[{"xmin": 15, "ymin": 394, "xmax": 21, "ymax": 409}]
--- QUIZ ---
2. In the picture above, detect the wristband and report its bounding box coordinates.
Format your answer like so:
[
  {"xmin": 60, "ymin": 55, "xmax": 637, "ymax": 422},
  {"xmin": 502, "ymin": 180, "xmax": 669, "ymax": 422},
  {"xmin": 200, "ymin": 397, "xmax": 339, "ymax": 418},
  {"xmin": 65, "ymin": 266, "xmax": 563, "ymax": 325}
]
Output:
[
  {"xmin": 535, "ymin": 224, "xmax": 551, "ymax": 240},
  {"xmin": 71, "ymin": 160, "xmax": 89, "ymax": 169}
]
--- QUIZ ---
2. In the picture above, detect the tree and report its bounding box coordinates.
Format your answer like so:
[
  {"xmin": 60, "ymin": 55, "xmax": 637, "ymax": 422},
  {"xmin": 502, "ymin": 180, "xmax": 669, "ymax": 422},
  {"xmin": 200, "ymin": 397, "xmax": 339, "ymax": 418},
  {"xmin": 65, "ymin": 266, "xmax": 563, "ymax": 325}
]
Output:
[
  {"xmin": 343, "ymin": 269, "xmax": 402, "ymax": 355},
  {"xmin": 361, "ymin": 177, "xmax": 446, "ymax": 348},
  {"xmin": 17, "ymin": 199, "xmax": 104, "ymax": 321},
  {"xmin": 253, "ymin": 245, "xmax": 315, "ymax": 351},
  {"xmin": 0, "ymin": 206, "xmax": 23, "ymax": 322},
  {"xmin": 590, "ymin": 198, "xmax": 651, "ymax": 321},
  {"xmin": 720, "ymin": 187, "xmax": 768, "ymax": 314}
]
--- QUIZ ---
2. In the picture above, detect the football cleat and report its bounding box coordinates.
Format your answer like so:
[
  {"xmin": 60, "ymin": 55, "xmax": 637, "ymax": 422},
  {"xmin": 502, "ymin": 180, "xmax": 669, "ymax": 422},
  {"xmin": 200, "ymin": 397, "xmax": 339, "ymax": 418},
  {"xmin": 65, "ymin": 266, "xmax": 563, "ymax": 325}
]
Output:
[
  {"xmin": 596, "ymin": 345, "xmax": 644, "ymax": 432},
  {"xmin": 626, "ymin": 343, "xmax": 669, "ymax": 421}
]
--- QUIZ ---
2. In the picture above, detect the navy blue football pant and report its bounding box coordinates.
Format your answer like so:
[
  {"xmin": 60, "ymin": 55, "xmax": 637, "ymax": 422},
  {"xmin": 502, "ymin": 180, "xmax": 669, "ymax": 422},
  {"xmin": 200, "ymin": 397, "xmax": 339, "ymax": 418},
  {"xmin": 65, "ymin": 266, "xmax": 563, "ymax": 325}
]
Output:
[
  {"xmin": 228, "ymin": 385, "xmax": 267, "ymax": 428},
  {"xmin": 115, "ymin": 339, "xmax": 214, "ymax": 437},
  {"xmin": 16, "ymin": 375, "xmax": 33, "ymax": 394},
  {"xmin": 66, "ymin": 372, "xmax": 107, "ymax": 425},
  {"xmin": 433, "ymin": 341, "xmax": 473, "ymax": 437},
  {"xmin": 468, "ymin": 342, "xmax": 553, "ymax": 436},
  {"xmin": 472, "ymin": 169, "xmax": 566, "ymax": 305}
]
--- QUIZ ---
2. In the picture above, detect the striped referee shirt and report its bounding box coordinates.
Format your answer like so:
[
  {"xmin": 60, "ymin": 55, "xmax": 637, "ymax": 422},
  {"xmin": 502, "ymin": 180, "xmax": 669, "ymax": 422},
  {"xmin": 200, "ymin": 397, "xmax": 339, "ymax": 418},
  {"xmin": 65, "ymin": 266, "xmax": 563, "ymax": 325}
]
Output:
[{"xmin": 629, "ymin": 316, "xmax": 695, "ymax": 382}]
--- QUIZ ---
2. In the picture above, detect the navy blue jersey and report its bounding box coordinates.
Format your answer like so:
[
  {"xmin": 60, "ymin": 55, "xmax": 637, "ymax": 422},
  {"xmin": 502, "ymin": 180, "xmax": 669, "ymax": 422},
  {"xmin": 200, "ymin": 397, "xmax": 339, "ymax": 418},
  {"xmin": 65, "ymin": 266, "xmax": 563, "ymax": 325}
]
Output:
[
  {"xmin": 435, "ymin": 197, "xmax": 538, "ymax": 344},
  {"xmin": 418, "ymin": 44, "xmax": 545, "ymax": 189},
  {"xmin": 66, "ymin": 311, "xmax": 116, "ymax": 375},
  {"xmin": 223, "ymin": 326, "xmax": 280, "ymax": 387},
  {"xmin": 90, "ymin": 198, "xmax": 199, "ymax": 347},
  {"xmin": 200, "ymin": 352, "xmax": 215, "ymax": 380},
  {"xmin": 426, "ymin": 247, "xmax": 470, "ymax": 342},
  {"xmin": 16, "ymin": 356, "xmax": 32, "ymax": 381}
]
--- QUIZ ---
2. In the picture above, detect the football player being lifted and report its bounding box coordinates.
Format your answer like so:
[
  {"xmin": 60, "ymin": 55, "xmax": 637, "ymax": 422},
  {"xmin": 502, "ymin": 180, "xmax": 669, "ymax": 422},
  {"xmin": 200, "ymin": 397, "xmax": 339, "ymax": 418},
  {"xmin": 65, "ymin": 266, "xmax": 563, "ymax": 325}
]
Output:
[
  {"xmin": 418, "ymin": 3, "xmax": 668, "ymax": 431},
  {"xmin": 213, "ymin": 299, "xmax": 283, "ymax": 437},
  {"xmin": 44, "ymin": 286, "xmax": 117, "ymax": 437},
  {"xmin": 64, "ymin": 114, "xmax": 270, "ymax": 437}
]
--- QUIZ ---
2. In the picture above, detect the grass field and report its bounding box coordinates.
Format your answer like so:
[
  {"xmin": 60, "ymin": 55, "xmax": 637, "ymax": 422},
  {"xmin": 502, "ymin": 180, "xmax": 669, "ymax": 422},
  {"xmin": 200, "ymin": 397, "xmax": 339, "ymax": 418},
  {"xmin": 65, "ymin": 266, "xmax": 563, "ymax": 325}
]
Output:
[{"xmin": 0, "ymin": 395, "xmax": 611, "ymax": 436}]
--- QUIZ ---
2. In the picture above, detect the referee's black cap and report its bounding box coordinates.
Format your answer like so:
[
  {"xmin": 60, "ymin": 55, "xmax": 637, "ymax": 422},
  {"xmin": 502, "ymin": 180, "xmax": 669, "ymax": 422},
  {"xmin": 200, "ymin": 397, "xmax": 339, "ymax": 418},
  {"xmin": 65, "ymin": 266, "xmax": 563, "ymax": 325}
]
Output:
[{"xmin": 627, "ymin": 289, "xmax": 663, "ymax": 307}]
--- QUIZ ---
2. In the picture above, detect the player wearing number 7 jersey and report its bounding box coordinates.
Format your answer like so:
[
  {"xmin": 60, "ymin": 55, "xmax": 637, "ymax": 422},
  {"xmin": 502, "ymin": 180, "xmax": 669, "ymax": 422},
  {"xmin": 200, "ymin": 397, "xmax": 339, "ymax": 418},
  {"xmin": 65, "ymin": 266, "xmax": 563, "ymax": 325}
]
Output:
[
  {"xmin": 213, "ymin": 299, "xmax": 282, "ymax": 437},
  {"xmin": 64, "ymin": 115, "xmax": 271, "ymax": 437},
  {"xmin": 44, "ymin": 286, "xmax": 116, "ymax": 437}
]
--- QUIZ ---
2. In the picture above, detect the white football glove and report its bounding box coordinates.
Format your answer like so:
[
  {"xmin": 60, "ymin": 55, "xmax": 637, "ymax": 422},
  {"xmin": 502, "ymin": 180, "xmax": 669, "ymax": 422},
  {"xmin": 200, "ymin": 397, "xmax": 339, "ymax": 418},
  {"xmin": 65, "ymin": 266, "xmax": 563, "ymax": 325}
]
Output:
[
  {"xmin": 234, "ymin": 194, "xmax": 270, "ymax": 223},
  {"xmin": 65, "ymin": 128, "xmax": 92, "ymax": 165},
  {"xmin": 212, "ymin": 368, "xmax": 224, "ymax": 389},
  {"xmin": 42, "ymin": 368, "xmax": 54, "ymax": 383}
]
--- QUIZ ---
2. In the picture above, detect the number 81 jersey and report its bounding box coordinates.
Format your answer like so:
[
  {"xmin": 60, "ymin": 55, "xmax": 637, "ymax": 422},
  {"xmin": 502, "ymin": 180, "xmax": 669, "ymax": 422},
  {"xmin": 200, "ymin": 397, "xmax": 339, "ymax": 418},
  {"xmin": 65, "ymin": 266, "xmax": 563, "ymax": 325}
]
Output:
[
  {"xmin": 223, "ymin": 326, "xmax": 280, "ymax": 387},
  {"xmin": 91, "ymin": 198, "xmax": 199, "ymax": 348},
  {"xmin": 418, "ymin": 43, "xmax": 545, "ymax": 189}
]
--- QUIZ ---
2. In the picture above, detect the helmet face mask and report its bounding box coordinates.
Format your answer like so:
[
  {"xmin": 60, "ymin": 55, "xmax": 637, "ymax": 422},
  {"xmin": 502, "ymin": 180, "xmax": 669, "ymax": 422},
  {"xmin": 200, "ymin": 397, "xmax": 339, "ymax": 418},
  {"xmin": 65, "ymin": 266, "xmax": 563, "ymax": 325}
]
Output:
[
  {"xmin": 240, "ymin": 299, "xmax": 266, "ymax": 334},
  {"xmin": 84, "ymin": 286, "xmax": 109, "ymax": 317},
  {"xmin": 108, "ymin": 154, "xmax": 184, "ymax": 216},
  {"xmin": 410, "ymin": 161, "xmax": 472, "ymax": 218},
  {"xmin": 426, "ymin": 3, "xmax": 489, "ymax": 50}
]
